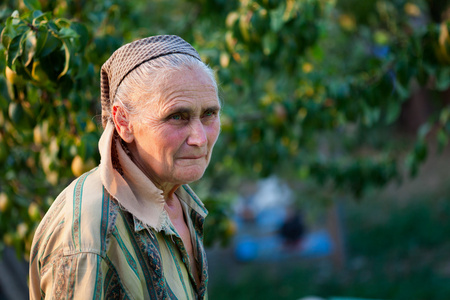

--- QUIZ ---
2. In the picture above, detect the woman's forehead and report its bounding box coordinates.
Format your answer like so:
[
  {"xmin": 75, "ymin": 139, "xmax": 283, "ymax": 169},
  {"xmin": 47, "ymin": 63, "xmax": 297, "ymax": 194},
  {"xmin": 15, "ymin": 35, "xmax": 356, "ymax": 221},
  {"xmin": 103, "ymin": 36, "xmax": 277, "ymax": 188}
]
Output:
[
  {"xmin": 161, "ymin": 66, "xmax": 216, "ymax": 91},
  {"xmin": 155, "ymin": 68, "xmax": 218, "ymax": 108},
  {"xmin": 163, "ymin": 97, "xmax": 220, "ymax": 111}
]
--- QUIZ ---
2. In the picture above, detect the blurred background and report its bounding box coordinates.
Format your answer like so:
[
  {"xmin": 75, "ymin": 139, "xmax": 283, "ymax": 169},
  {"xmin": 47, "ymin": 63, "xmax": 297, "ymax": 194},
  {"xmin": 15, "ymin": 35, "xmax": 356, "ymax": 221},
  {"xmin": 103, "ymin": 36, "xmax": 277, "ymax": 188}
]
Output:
[{"xmin": 1, "ymin": 0, "xmax": 450, "ymax": 299}]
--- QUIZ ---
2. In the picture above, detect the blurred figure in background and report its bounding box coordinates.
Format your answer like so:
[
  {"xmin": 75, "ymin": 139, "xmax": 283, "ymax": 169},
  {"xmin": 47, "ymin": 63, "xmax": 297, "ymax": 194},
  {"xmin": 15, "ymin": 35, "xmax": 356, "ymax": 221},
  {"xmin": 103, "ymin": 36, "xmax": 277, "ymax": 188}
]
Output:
[{"xmin": 279, "ymin": 207, "xmax": 306, "ymax": 250}]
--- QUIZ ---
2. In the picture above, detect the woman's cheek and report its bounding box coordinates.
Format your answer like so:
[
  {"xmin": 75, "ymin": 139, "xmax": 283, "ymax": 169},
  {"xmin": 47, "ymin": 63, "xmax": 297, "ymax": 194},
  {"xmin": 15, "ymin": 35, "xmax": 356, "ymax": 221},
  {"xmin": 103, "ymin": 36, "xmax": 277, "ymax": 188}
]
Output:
[{"xmin": 208, "ymin": 119, "xmax": 221, "ymax": 145}]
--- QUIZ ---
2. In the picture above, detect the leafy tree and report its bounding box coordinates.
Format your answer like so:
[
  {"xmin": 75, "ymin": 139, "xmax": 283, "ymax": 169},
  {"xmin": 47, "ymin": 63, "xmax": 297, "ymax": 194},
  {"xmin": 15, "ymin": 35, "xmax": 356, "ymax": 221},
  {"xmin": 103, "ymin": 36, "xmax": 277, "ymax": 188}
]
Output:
[{"xmin": 1, "ymin": 0, "xmax": 449, "ymax": 257}]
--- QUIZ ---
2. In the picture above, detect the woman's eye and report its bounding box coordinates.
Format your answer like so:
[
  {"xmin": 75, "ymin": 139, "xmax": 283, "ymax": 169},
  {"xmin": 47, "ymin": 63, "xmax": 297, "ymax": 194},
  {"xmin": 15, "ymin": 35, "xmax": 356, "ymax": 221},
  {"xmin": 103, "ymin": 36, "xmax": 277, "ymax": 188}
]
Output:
[
  {"xmin": 170, "ymin": 114, "xmax": 182, "ymax": 120},
  {"xmin": 203, "ymin": 110, "xmax": 216, "ymax": 118}
]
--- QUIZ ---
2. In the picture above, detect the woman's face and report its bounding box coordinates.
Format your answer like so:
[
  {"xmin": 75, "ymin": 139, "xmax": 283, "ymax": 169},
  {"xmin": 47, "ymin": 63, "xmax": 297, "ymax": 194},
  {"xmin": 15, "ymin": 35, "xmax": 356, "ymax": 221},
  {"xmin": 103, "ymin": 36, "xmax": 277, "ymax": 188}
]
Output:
[{"xmin": 130, "ymin": 66, "xmax": 221, "ymax": 186}]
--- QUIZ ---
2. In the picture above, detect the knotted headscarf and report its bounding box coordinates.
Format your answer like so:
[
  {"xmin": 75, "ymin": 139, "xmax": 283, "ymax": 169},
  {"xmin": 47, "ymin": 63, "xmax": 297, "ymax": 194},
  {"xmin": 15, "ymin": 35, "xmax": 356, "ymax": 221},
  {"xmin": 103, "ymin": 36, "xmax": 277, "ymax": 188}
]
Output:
[{"xmin": 100, "ymin": 35, "xmax": 202, "ymax": 128}]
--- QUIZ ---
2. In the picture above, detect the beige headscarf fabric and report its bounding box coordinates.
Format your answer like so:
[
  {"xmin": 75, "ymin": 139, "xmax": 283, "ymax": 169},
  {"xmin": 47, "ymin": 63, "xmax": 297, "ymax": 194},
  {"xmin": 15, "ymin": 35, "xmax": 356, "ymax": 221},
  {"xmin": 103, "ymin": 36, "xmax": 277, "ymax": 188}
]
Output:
[{"xmin": 100, "ymin": 35, "xmax": 202, "ymax": 128}]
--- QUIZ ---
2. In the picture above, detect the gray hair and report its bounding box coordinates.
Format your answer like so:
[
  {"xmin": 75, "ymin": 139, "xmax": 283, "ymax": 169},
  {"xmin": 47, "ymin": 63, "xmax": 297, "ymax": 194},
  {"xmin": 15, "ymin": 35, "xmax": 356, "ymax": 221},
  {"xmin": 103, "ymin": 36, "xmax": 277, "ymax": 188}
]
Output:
[{"xmin": 113, "ymin": 54, "xmax": 218, "ymax": 126}]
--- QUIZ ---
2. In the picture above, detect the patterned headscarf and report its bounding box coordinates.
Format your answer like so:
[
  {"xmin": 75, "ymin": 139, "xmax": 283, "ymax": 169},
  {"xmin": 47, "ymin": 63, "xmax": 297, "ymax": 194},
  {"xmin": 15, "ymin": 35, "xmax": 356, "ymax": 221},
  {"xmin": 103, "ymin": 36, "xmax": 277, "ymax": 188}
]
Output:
[{"xmin": 100, "ymin": 35, "xmax": 202, "ymax": 128}]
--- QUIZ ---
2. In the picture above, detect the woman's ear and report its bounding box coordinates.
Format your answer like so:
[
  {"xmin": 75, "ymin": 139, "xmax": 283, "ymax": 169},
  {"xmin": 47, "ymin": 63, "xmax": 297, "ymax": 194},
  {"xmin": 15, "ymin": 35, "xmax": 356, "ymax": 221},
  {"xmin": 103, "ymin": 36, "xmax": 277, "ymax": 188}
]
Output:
[{"xmin": 112, "ymin": 104, "xmax": 134, "ymax": 143}]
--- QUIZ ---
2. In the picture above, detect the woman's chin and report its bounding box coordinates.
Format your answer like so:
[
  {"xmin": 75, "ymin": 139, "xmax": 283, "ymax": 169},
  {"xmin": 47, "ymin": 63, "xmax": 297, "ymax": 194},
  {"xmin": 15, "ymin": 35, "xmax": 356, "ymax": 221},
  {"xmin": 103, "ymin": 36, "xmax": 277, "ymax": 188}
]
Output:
[{"xmin": 173, "ymin": 167, "xmax": 206, "ymax": 184}]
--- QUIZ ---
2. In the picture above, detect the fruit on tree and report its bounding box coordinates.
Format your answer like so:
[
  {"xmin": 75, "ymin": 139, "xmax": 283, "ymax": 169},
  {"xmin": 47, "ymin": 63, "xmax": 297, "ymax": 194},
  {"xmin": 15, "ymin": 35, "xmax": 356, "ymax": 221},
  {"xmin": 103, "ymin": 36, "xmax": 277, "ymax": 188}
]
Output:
[
  {"xmin": 0, "ymin": 193, "xmax": 9, "ymax": 212},
  {"xmin": 71, "ymin": 155, "xmax": 96, "ymax": 177},
  {"xmin": 28, "ymin": 202, "xmax": 41, "ymax": 221},
  {"xmin": 5, "ymin": 66, "xmax": 25, "ymax": 86}
]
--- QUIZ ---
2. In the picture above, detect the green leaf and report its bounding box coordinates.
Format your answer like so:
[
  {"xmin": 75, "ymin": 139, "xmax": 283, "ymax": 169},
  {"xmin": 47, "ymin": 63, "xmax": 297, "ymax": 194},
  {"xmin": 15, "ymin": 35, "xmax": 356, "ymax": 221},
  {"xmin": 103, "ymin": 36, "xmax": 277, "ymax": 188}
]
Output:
[
  {"xmin": 32, "ymin": 11, "xmax": 52, "ymax": 26},
  {"xmin": 262, "ymin": 32, "xmax": 277, "ymax": 55},
  {"xmin": 23, "ymin": 0, "xmax": 42, "ymax": 11},
  {"xmin": 74, "ymin": 56, "xmax": 89, "ymax": 79},
  {"xmin": 40, "ymin": 31, "xmax": 61, "ymax": 58},
  {"xmin": 32, "ymin": 10, "xmax": 44, "ymax": 19},
  {"xmin": 385, "ymin": 101, "xmax": 401, "ymax": 124},
  {"xmin": 310, "ymin": 44, "xmax": 324, "ymax": 62},
  {"xmin": 418, "ymin": 123, "xmax": 431, "ymax": 139},
  {"xmin": 404, "ymin": 151, "xmax": 414, "ymax": 176},
  {"xmin": 70, "ymin": 23, "xmax": 89, "ymax": 51},
  {"xmin": 269, "ymin": 3, "xmax": 286, "ymax": 32},
  {"xmin": 1, "ymin": 17, "xmax": 16, "ymax": 48},
  {"xmin": 394, "ymin": 78, "xmax": 410, "ymax": 99},
  {"xmin": 435, "ymin": 67, "xmax": 450, "ymax": 91},
  {"xmin": 439, "ymin": 108, "xmax": 450, "ymax": 125},
  {"xmin": 361, "ymin": 103, "xmax": 380, "ymax": 126},
  {"xmin": 34, "ymin": 25, "xmax": 48, "ymax": 57},
  {"xmin": 20, "ymin": 11, "xmax": 34, "ymax": 24},
  {"xmin": 22, "ymin": 30, "xmax": 37, "ymax": 67},
  {"xmin": 414, "ymin": 139, "xmax": 427, "ymax": 162},
  {"xmin": 58, "ymin": 28, "xmax": 79, "ymax": 39},
  {"xmin": 437, "ymin": 129, "xmax": 448, "ymax": 152},
  {"xmin": 8, "ymin": 102, "xmax": 24, "ymax": 125},
  {"xmin": 6, "ymin": 35, "xmax": 22, "ymax": 67},
  {"xmin": 47, "ymin": 20, "xmax": 59, "ymax": 34},
  {"xmin": 55, "ymin": 18, "xmax": 71, "ymax": 28}
]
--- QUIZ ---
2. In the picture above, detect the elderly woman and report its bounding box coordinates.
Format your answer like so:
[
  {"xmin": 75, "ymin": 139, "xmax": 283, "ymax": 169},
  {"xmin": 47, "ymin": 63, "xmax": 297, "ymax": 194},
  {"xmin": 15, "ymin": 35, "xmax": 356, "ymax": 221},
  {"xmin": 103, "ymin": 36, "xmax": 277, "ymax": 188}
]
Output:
[{"xmin": 29, "ymin": 35, "xmax": 221, "ymax": 299}]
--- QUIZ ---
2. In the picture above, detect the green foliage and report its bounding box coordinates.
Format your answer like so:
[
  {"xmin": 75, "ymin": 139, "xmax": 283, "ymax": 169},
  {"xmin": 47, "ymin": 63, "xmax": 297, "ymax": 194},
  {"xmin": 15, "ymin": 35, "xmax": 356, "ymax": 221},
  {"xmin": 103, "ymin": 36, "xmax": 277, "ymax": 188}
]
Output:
[
  {"xmin": 0, "ymin": 6, "xmax": 100, "ymax": 258},
  {"xmin": 1, "ymin": 0, "xmax": 450, "ymax": 257},
  {"xmin": 203, "ymin": 196, "xmax": 236, "ymax": 247}
]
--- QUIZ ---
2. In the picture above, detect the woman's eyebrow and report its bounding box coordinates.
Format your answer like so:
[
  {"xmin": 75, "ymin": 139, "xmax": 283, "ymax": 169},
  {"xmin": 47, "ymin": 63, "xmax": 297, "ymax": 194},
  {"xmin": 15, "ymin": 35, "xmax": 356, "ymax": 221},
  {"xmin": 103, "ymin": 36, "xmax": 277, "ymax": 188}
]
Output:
[
  {"xmin": 168, "ymin": 104, "xmax": 221, "ymax": 115},
  {"xmin": 169, "ymin": 107, "xmax": 193, "ymax": 115},
  {"xmin": 205, "ymin": 105, "xmax": 221, "ymax": 111}
]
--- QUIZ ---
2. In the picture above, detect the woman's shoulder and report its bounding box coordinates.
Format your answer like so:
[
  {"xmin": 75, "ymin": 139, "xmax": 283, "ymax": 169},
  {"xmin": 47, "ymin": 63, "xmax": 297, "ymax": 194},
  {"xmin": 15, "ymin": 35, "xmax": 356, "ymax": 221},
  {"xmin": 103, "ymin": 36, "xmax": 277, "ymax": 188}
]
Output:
[{"xmin": 30, "ymin": 167, "xmax": 120, "ymax": 262}]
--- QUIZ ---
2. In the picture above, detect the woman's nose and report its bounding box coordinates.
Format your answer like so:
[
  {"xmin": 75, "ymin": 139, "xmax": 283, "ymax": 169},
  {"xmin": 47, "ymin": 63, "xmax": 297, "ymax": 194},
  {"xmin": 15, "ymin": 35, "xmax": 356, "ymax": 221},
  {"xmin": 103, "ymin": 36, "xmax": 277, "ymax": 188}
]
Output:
[{"xmin": 187, "ymin": 120, "xmax": 207, "ymax": 147}]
